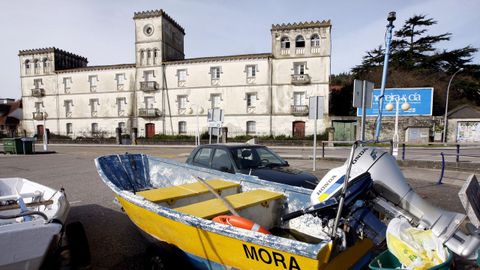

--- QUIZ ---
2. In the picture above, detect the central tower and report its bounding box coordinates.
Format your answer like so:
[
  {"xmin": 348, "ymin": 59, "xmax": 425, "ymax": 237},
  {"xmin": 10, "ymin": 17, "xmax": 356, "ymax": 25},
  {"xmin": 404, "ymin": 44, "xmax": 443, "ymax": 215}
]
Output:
[{"xmin": 133, "ymin": 9, "xmax": 185, "ymax": 66}]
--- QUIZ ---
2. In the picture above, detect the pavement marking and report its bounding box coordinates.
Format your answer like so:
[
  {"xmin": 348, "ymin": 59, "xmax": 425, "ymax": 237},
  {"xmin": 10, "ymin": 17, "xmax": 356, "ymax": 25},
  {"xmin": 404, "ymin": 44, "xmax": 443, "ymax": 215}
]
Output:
[{"xmin": 69, "ymin": 200, "xmax": 83, "ymax": 205}]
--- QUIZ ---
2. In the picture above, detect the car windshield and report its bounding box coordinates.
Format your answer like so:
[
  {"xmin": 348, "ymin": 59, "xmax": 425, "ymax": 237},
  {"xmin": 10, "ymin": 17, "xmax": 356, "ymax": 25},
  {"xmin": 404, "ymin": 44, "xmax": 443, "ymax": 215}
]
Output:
[{"xmin": 230, "ymin": 146, "xmax": 286, "ymax": 170}]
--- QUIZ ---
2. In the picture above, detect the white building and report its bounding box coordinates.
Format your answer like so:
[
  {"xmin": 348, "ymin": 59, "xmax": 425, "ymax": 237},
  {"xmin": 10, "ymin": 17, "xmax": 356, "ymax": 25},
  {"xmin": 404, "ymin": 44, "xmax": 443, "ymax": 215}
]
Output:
[{"xmin": 20, "ymin": 9, "xmax": 331, "ymax": 139}]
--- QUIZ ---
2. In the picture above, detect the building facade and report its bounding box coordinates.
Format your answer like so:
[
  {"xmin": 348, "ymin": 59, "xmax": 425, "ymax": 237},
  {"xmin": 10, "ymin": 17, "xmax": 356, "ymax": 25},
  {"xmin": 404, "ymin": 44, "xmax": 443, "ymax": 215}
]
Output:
[{"xmin": 20, "ymin": 10, "xmax": 331, "ymax": 138}]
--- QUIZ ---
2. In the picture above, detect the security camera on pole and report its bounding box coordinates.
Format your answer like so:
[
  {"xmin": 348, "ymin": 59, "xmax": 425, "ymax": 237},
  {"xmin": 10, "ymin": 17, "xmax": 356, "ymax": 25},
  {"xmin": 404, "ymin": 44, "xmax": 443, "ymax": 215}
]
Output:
[
  {"xmin": 309, "ymin": 96, "xmax": 324, "ymax": 171},
  {"xmin": 374, "ymin": 11, "xmax": 397, "ymax": 142}
]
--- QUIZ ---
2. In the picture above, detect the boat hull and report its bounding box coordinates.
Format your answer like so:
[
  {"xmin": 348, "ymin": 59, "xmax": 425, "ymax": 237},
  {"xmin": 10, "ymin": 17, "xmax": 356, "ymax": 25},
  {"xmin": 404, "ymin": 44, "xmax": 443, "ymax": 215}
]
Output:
[{"xmin": 118, "ymin": 195, "xmax": 372, "ymax": 270}]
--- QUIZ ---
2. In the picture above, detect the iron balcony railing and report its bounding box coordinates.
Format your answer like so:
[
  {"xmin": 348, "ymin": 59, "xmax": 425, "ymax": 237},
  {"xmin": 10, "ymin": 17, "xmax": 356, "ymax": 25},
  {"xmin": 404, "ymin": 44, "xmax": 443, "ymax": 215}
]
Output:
[
  {"xmin": 138, "ymin": 108, "xmax": 161, "ymax": 118},
  {"xmin": 291, "ymin": 74, "xmax": 311, "ymax": 85},
  {"xmin": 31, "ymin": 88, "xmax": 45, "ymax": 97},
  {"xmin": 140, "ymin": 81, "xmax": 158, "ymax": 91},
  {"xmin": 291, "ymin": 105, "xmax": 309, "ymax": 116}
]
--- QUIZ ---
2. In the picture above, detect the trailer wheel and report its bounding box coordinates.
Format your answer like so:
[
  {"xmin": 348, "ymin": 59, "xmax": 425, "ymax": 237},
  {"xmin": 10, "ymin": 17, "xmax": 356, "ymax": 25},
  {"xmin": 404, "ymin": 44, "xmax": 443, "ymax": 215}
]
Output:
[{"xmin": 66, "ymin": 221, "xmax": 91, "ymax": 268}]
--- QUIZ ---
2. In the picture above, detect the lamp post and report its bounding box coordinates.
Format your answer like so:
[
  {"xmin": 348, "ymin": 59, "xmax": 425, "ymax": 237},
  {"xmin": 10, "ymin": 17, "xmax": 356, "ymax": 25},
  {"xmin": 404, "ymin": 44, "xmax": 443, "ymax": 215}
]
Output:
[
  {"xmin": 443, "ymin": 68, "xmax": 463, "ymax": 143},
  {"xmin": 42, "ymin": 111, "xmax": 48, "ymax": 151},
  {"xmin": 188, "ymin": 104, "xmax": 204, "ymax": 146},
  {"xmin": 386, "ymin": 98, "xmax": 410, "ymax": 158}
]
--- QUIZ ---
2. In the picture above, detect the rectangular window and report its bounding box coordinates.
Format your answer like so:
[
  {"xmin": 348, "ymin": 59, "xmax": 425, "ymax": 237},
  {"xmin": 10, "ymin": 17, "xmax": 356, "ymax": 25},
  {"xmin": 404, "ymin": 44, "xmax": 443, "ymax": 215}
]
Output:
[
  {"xmin": 89, "ymin": 98, "xmax": 99, "ymax": 117},
  {"xmin": 116, "ymin": 97, "xmax": 127, "ymax": 116},
  {"xmin": 210, "ymin": 94, "xmax": 221, "ymax": 108},
  {"xmin": 115, "ymin": 73, "xmax": 126, "ymax": 90},
  {"xmin": 64, "ymin": 100, "xmax": 73, "ymax": 117},
  {"xmin": 144, "ymin": 96, "xmax": 155, "ymax": 108},
  {"xmin": 210, "ymin": 67, "xmax": 221, "ymax": 80},
  {"xmin": 66, "ymin": 123, "xmax": 72, "ymax": 134},
  {"xmin": 293, "ymin": 62, "xmax": 307, "ymax": 75},
  {"xmin": 143, "ymin": 70, "xmax": 155, "ymax": 81},
  {"xmin": 246, "ymin": 121, "xmax": 256, "ymax": 135},
  {"xmin": 63, "ymin": 77, "xmax": 72, "ymax": 93},
  {"xmin": 246, "ymin": 65, "xmax": 256, "ymax": 78},
  {"xmin": 89, "ymin": 75, "xmax": 98, "ymax": 92},
  {"xmin": 177, "ymin": 69, "xmax": 187, "ymax": 82},
  {"xmin": 34, "ymin": 102, "xmax": 43, "ymax": 112},
  {"xmin": 293, "ymin": 92, "xmax": 306, "ymax": 106},
  {"xmin": 91, "ymin": 123, "xmax": 99, "ymax": 135},
  {"xmin": 178, "ymin": 121, "xmax": 187, "ymax": 134},
  {"xmin": 246, "ymin": 93, "xmax": 256, "ymax": 107},
  {"xmin": 177, "ymin": 95, "xmax": 188, "ymax": 110},
  {"xmin": 33, "ymin": 79, "xmax": 43, "ymax": 89}
]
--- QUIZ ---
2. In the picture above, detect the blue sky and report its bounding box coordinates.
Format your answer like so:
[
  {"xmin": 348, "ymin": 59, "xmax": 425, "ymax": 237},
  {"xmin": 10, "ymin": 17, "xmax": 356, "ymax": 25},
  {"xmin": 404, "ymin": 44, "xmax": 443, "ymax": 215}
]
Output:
[{"xmin": 1, "ymin": 0, "xmax": 479, "ymax": 98}]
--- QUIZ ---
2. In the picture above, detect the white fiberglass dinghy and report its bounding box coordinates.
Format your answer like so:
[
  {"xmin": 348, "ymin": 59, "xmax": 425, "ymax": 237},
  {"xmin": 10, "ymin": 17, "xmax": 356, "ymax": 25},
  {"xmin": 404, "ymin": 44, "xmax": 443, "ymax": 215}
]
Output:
[{"xmin": 0, "ymin": 177, "xmax": 69, "ymax": 270}]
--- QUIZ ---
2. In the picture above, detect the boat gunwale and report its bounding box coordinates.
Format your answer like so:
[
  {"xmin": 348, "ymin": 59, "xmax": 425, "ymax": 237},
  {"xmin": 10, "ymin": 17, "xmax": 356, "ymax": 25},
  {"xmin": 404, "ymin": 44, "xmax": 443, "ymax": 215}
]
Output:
[{"xmin": 95, "ymin": 154, "xmax": 331, "ymax": 259}]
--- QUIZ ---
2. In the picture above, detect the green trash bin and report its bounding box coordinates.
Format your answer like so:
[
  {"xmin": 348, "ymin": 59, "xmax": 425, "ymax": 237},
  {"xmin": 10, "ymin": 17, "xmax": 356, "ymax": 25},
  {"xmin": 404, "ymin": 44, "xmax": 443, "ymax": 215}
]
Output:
[
  {"xmin": 2, "ymin": 138, "xmax": 34, "ymax": 154},
  {"xmin": 369, "ymin": 249, "xmax": 452, "ymax": 270}
]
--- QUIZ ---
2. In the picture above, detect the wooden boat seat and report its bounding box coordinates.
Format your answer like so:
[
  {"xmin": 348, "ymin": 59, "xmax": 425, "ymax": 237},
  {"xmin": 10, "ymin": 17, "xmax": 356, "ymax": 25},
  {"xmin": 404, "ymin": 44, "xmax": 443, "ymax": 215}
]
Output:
[
  {"xmin": 137, "ymin": 179, "xmax": 240, "ymax": 204},
  {"xmin": 174, "ymin": 189, "xmax": 284, "ymax": 219}
]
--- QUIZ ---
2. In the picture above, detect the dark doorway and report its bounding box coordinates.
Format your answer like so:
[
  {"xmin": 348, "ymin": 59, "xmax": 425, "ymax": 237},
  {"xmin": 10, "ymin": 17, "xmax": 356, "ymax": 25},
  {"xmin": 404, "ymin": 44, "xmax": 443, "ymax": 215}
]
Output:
[
  {"xmin": 145, "ymin": 123, "xmax": 155, "ymax": 138},
  {"xmin": 37, "ymin": 125, "xmax": 44, "ymax": 137},
  {"xmin": 292, "ymin": 121, "xmax": 305, "ymax": 138}
]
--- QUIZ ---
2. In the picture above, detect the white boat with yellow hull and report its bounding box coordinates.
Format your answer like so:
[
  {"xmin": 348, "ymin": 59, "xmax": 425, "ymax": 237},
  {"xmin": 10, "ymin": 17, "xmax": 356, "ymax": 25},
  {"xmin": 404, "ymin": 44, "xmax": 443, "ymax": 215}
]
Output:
[{"xmin": 95, "ymin": 153, "xmax": 375, "ymax": 270}]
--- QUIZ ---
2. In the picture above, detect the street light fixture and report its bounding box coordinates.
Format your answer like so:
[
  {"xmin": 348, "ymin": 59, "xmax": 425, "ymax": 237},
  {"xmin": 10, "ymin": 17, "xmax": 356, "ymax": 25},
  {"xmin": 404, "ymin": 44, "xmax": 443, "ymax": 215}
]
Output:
[
  {"xmin": 187, "ymin": 104, "xmax": 204, "ymax": 146},
  {"xmin": 443, "ymin": 68, "xmax": 463, "ymax": 143},
  {"xmin": 386, "ymin": 98, "xmax": 410, "ymax": 158}
]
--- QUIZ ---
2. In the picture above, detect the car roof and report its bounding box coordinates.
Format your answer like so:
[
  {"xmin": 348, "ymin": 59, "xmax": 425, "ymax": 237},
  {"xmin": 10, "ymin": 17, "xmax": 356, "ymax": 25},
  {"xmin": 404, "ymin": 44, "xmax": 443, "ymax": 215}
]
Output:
[{"xmin": 198, "ymin": 143, "xmax": 266, "ymax": 149}]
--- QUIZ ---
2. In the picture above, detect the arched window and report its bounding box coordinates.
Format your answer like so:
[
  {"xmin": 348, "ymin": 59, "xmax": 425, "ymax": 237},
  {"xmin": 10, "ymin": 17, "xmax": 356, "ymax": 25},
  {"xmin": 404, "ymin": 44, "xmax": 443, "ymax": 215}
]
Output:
[
  {"xmin": 140, "ymin": 50, "xmax": 145, "ymax": 64},
  {"xmin": 295, "ymin": 35, "xmax": 305, "ymax": 48},
  {"xmin": 33, "ymin": 59, "xmax": 40, "ymax": 74},
  {"xmin": 280, "ymin": 37, "xmax": 290, "ymax": 49},
  {"xmin": 25, "ymin": 60, "xmax": 31, "ymax": 74},
  {"xmin": 147, "ymin": 49, "xmax": 152, "ymax": 65},
  {"xmin": 311, "ymin": 34, "xmax": 320, "ymax": 47},
  {"xmin": 42, "ymin": 58, "xmax": 49, "ymax": 72}
]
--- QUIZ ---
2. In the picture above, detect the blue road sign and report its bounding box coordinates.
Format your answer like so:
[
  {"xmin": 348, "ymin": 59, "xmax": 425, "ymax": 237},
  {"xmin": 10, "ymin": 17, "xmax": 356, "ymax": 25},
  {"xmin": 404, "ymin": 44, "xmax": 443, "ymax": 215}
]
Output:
[{"xmin": 357, "ymin": 87, "xmax": 433, "ymax": 117}]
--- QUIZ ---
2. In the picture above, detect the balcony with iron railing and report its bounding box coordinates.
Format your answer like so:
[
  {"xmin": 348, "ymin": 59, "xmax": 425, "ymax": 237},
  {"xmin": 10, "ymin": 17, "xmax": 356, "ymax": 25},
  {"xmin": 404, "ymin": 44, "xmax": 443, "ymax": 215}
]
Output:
[
  {"xmin": 140, "ymin": 81, "xmax": 158, "ymax": 92},
  {"xmin": 32, "ymin": 112, "xmax": 47, "ymax": 120},
  {"xmin": 31, "ymin": 88, "xmax": 45, "ymax": 97},
  {"xmin": 291, "ymin": 105, "xmax": 309, "ymax": 116},
  {"xmin": 291, "ymin": 74, "xmax": 311, "ymax": 85},
  {"xmin": 138, "ymin": 108, "xmax": 161, "ymax": 118}
]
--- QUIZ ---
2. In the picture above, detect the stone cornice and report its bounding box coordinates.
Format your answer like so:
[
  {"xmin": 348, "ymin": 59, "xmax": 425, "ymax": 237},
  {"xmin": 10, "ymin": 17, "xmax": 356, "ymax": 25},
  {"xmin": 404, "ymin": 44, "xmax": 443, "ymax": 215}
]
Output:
[
  {"xmin": 18, "ymin": 47, "xmax": 88, "ymax": 62},
  {"xmin": 165, "ymin": 53, "xmax": 272, "ymax": 65},
  {"xmin": 271, "ymin": 20, "xmax": 331, "ymax": 31},
  {"xmin": 55, "ymin": 64, "xmax": 135, "ymax": 74},
  {"xmin": 133, "ymin": 9, "xmax": 185, "ymax": 34}
]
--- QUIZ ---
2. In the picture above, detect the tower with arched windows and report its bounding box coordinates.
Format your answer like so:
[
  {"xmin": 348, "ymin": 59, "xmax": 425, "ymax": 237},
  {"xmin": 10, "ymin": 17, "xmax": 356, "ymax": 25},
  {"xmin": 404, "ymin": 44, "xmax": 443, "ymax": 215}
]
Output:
[
  {"xmin": 133, "ymin": 10, "xmax": 185, "ymax": 66},
  {"xmin": 271, "ymin": 21, "xmax": 331, "ymax": 58}
]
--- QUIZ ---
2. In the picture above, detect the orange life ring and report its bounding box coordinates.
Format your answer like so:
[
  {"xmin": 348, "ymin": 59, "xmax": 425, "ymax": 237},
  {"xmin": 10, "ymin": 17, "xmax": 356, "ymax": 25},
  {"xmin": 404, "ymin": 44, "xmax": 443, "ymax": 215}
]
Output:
[{"xmin": 212, "ymin": 215, "xmax": 271, "ymax": 234}]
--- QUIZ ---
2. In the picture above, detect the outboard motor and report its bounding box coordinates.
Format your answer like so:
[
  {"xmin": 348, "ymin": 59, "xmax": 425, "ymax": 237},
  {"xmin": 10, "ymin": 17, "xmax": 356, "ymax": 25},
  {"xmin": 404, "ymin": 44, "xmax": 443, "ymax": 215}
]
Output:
[{"xmin": 312, "ymin": 145, "xmax": 480, "ymax": 259}]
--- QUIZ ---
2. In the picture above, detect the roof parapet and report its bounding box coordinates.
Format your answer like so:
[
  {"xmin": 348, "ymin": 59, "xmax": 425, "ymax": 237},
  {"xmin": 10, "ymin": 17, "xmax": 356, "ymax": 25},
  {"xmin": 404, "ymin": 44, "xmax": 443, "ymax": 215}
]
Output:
[
  {"xmin": 18, "ymin": 47, "xmax": 88, "ymax": 62},
  {"xmin": 133, "ymin": 9, "xmax": 185, "ymax": 34},
  {"xmin": 271, "ymin": 20, "xmax": 331, "ymax": 31}
]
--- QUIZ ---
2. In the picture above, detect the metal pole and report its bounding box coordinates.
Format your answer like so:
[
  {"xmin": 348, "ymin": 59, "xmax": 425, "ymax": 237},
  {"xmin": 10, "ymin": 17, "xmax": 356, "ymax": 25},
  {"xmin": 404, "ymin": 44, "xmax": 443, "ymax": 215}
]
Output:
[
  {"xmin": 375, "ymin": 12, "xmax": 396, "ymax": 141},
  {"xmin": 392, "ymin": 99, "xmax": 399, "ymax": 157},
  {"xmin": 437, "ymin": 152, "xmax": 445, "ymax": 185},
  {"xmin": 443, "ymin": 68, "xmax": 463, "ymax": 144},
  {"xmin": 196, "ymin": 108, "xmax": 200, "ymax": 146},
  {"xmin": 313, "ymin": 118, "xmax": 317, "ymax": 171},
  {"xmin": 360, "ymin": 80, "xmax": 367, "ymax": 141},
  {"xmin": 209, "ymin": 127, "xmax": 212, "ymax": 144},
  {"xmin": 43, "ymin": 115, "xmax": 47, "ymax": 151},
  {"xmin": 402, "ymin": 143, "xmax": 406, "ymax": 160},
  {"xmin": 322, "ymin": 141, "xmax": 325, "ymax": 158},
  {"xmin": 456, "ymin": 144, "xmax": 460, "ymax": 163}
]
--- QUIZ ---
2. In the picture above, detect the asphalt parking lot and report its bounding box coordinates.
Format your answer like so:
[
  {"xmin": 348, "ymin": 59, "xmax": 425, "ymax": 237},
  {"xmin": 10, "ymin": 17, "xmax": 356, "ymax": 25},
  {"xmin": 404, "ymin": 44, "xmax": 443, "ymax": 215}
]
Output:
[{"xmin": 0, "ymin": 144, "xmax": 477, "ymax": 269}]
